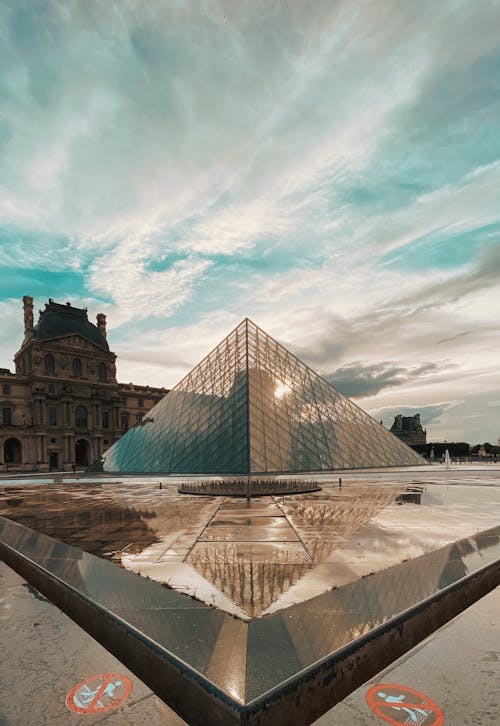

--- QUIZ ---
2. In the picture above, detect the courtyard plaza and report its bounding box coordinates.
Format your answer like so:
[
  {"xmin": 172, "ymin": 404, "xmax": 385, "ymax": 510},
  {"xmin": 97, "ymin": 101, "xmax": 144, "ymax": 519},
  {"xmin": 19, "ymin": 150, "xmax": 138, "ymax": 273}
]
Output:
[
  {"xmin": 1, "ymin": 463, "xmax": 498, "ymax": 620},
  {"xmin": 1, "ymin": 560, "xmax": 497, "ymax": 725},
  {"xmin": 0, "ymin": 462, "xmax": 498, "ymax": 725}
]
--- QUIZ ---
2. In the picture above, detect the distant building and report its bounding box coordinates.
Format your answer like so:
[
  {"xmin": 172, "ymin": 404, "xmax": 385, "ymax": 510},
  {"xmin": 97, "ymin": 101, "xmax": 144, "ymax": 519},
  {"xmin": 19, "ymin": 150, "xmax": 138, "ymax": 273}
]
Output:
[
  {"xmin": 390, "ymin": 413, "xmax": 427, "ymax": 447},
  {"xmin": 0, "ymin": 296, "xmax": 168, "ymax": 473}
]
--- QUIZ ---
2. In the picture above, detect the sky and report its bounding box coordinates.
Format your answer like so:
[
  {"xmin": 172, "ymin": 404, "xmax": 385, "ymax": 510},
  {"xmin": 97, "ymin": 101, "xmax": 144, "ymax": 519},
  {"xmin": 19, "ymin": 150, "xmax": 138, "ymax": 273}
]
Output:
[{"xmin": 1, "ymin": 0, "xmax": 499, "ymax": 445}]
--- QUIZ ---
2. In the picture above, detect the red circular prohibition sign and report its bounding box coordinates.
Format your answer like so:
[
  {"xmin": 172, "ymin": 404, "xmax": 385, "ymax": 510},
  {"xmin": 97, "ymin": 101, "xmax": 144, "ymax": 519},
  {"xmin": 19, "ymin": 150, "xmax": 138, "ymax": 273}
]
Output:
[
  {"xmin": 366, "ymin": 683, "xmax": 444, "ymax": 726},
  {"xmin": 66, "ymin": 672, "xmax": 133, "ymax": 714}
]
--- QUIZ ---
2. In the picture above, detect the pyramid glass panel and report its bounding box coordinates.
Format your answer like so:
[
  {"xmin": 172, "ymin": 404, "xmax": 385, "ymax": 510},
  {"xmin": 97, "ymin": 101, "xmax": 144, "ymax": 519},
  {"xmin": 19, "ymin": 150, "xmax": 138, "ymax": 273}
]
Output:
[{"xmin": 103, "ymin": 319, "xmax": 425, "ymax": 473}]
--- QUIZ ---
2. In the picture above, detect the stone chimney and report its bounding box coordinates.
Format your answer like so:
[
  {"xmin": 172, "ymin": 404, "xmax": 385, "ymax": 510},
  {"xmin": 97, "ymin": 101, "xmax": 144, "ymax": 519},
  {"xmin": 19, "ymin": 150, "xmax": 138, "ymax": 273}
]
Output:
[
  {"xmin": 415, "ymin": 413, "xmax": 421, "ymax": 427},
  {"xmin": 23, "ymin": 295, "xmax": 34, "ymax": 342},
  {"xmin": 96, "ymin": 313, "xmax": 107, "ymax": 339},
  {"xmin": 395, "ymin": 414, "xmax": 403, "ymax": 430}
]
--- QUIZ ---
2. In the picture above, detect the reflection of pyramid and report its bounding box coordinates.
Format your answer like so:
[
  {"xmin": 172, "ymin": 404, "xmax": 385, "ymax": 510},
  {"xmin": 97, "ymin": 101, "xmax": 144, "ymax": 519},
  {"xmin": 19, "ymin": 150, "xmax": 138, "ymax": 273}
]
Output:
[
  {"xmin": 103, "ymin": 319, "xmax": 425, "ymax": 473},
  {"xmin": 187, "ymin": 550, "xmax": 312, "ymax": 618}
]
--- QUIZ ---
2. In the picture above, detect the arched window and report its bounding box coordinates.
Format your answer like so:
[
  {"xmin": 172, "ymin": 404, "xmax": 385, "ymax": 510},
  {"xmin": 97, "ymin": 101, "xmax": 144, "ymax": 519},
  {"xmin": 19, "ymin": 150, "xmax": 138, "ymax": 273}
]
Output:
[
  {"xmin": 75, "ymin": 405, "xmax": 88, "ymax": 428},
  {"xmin": 45, "ymin": 353, "xmax": 55, "ymax": 375},
  {"xmin": 72, "ymin": 358, "xmax": 83, "ymax": 378},
  {"xmin": 98, "ymin": 362, "xmax": 107, "ymax": 382}
]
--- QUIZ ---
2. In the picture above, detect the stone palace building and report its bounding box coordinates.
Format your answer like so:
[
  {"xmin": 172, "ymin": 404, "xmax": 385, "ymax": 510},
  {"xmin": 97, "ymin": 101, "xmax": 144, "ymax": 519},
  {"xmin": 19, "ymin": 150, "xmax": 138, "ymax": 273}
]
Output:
[
  {"xmin": 0, "ymin": 296, "xmax": 168, "ymax": 473},
  {"xmin": 390, "ymin": 413, "xmax": 427, "ymax": 447}
]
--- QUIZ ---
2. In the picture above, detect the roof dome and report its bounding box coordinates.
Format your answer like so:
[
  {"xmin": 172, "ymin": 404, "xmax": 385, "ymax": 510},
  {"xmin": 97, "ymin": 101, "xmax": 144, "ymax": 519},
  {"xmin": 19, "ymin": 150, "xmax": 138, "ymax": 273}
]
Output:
[{"xmin": 33, "ymin": 300, "xmax": 109, "ymax": 351}]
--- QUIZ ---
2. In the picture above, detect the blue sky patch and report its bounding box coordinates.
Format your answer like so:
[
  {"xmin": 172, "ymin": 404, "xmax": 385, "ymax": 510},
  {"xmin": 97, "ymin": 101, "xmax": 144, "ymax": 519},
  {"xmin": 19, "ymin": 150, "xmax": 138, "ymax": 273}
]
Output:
[
  {"xmin": 379, "ymin": 223, "xmax": 500, "ymax": 272},
  {"xmin": 0, "ymin": 266, "xmax": 92, "ymax": 301}
]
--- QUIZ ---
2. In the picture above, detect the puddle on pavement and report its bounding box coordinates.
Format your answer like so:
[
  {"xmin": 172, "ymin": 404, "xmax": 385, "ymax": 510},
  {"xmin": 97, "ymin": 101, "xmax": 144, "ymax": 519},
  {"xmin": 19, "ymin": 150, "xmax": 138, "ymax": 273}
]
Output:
[
  {"xmin": 1, "ymin": 474, "xmax": 499, "ymax": 619},
  {"xmin": 0, "ymin": 484, "xmax": 160, "ymax": 557}
]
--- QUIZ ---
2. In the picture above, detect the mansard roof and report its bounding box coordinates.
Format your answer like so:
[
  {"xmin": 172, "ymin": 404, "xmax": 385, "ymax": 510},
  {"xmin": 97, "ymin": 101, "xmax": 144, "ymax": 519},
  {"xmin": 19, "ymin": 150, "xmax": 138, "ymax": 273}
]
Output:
[{"xmin": 32, "ymin": 300, "xmax": 109, "ymax": 351}]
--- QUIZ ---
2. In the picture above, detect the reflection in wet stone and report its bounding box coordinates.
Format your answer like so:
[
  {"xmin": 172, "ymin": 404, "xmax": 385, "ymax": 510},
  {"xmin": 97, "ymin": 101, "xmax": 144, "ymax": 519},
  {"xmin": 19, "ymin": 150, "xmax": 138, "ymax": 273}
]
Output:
[
  {"xmin": 185, "ymin": 495, "xmax": 316, "ymax": 616},
  {"xmin": 2, "ymin": 477, "xmax": 499, "ymax": 621},
  {"xmin": 281, "ymin": 487, "xmax": 398, "ymax": 562},
  {"xmin": 0, "ymin": 486, "xmax": 159, "ymax": 557},
  {"xmin": 246, "ymin": 526, "xmax": 500, "ymax": 700},
  {"xmin": 187, "ymin": 544, "xmax": 313, "ymax": 617}
]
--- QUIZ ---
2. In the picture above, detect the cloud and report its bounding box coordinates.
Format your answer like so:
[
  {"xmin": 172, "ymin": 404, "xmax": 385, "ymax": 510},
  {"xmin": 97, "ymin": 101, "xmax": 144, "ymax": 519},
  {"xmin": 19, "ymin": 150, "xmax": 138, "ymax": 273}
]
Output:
[
  {"xmin": 286, "ymin": 243, "xmax": 500, "ymax": 372},
  {"xmin": 88, "ymin": 252, "xmax": 212, "ymax": 325},
  {"xmin": 436, "ymin": 330, "xmax": 472, "ymax": 345},
  {"xmin": 0, "ymin": 0, "xmax": 431, "ymax": 253},
  {"xmin": 398, "ymin": 242, "xmax": 500, "ymax": 309},
  {"xmin": 326, "ymin": 361, "xmax": 445, "ymax": 398},
  {"xmin": 1, "ymin": 1, "xmax": 500, "ymax": 442},
  {"xmin": 0, "ymin": 299, "xmax": 23, "ymax": 370}
]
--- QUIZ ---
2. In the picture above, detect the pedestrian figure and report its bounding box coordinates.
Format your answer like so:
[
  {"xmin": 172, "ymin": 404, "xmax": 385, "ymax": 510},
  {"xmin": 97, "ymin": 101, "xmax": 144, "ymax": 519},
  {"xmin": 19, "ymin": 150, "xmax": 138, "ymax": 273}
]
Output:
[
  {"xmin": 103, "ymin": 680, "xmax": 122, "ymax": 700},
  {"xmin": 72, "ymin": 463, "xmax": 76, "ymax": 473},
  {"xmin": 377, "ymin": 692, "xmax": 430, "ymax": 723}
]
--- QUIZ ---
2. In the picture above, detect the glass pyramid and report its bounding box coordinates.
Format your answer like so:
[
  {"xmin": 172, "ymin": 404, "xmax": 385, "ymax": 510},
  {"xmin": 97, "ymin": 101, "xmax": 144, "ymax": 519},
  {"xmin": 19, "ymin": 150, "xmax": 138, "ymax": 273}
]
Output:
[{"xmin": 103, "ymin": 319, "xmax": 425, "ymax": 473}]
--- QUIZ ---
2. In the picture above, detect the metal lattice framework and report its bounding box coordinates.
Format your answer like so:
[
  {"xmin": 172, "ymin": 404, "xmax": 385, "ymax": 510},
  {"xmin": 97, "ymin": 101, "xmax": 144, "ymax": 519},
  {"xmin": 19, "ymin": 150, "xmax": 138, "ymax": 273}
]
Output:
[{"xmin": 103, "ymin": 318, "xmax": 425, "ymax": 473}]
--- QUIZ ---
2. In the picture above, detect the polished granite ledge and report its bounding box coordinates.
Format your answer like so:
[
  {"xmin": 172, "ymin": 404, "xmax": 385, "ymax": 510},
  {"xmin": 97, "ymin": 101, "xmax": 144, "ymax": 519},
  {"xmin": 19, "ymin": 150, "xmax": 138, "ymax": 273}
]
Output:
[{"xmin": 1, "ymin": 515, "xmax": 499, "ymax": 725}]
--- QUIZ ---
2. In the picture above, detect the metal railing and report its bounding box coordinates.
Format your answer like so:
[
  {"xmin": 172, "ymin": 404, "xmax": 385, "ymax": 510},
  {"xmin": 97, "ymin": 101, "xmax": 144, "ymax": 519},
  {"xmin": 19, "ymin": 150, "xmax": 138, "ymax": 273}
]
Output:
[{"xmin": 178, "ymin": 478, "xmax": 321, "ymax": 497}]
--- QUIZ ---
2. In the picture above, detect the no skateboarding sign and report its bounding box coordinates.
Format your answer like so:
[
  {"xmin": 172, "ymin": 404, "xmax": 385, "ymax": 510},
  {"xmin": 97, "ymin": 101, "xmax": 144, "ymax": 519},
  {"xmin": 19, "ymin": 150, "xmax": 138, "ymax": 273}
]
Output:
[
  {"xmin": 366, "ymin": 684, "xmax": 444, "ymax": 725},
  {"xmin": 66, "ymin": 672, "xmax": 133, "ymax": 714}
]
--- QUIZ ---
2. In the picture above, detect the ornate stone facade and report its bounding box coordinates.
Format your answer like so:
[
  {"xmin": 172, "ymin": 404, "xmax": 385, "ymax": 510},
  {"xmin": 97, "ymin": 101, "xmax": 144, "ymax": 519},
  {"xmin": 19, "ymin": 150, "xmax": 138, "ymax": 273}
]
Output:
[
  {"xmin": 0, "ymin": 297, "xmax": 168, "ymax": 472},
  {"xmin": 390, "ymin": 413, "xmax": 427, "ymax": 447}
]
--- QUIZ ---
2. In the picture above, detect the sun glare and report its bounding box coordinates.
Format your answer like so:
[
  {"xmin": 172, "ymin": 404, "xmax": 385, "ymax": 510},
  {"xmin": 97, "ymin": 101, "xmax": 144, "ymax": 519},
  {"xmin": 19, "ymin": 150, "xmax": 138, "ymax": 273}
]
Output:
[{"xmin": 274, "ymin": 381, "xmax": 291, "ymax": 399}]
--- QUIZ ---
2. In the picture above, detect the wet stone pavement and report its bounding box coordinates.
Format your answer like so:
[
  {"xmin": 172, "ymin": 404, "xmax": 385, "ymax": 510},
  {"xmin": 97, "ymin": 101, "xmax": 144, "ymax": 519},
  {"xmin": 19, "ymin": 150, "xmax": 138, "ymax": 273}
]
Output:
[
  {"xmin": 1, "ymin": 466, "xmax": 499, "ymax": 619},
  {"xmin": 0, "ymin": 465, "xmax": 499, "ymax": 725},
  {"xmin": 1, "ymin": 548, "xmax": 498, "ymax": 725},
  {"xmin": 0, "ymin": 561, "xmax": 183, "ymax": 726},
  {"xmin": 313, "ymin": 585, "xmax": 500, "ymax": 725}
]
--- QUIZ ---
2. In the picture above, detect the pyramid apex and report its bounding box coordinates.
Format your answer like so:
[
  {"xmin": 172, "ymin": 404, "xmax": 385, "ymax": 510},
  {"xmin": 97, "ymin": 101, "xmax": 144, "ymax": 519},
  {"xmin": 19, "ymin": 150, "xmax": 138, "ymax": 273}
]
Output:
[
  {"xmin": 235, "ymin": 316, "xmax": 259, "ymax": 333},
  {"xmin": 241, "ymin": 316, "xmax": 258, "ymax": 327}
]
